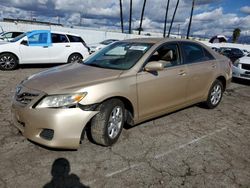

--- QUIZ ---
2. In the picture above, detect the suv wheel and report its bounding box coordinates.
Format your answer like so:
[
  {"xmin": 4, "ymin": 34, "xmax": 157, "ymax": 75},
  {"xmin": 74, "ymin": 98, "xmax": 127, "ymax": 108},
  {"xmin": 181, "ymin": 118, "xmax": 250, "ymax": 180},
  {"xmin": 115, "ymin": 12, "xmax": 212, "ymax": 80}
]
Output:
[
  {"xmin": 90, "ymin": 99, "xmax": 125, "ymax": 146},
  {"xmin": 67, "ymin": 53, "xmax": 83, "ymax": 63},
  {"xmin": 204, "ymin": 80, "xmax": 223, "ymax": 109},
  {"xmin": 0, "ymin": 53, "xmax": 18, "ymax": 70}
]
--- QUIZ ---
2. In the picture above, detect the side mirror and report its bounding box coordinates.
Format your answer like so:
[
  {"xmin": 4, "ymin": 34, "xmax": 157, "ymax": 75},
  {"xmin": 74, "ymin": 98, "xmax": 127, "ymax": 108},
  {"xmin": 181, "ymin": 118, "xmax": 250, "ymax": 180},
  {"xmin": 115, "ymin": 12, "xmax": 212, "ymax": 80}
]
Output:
[
  {"xmin": 21, "ymin": 40, "xmax": 28, "ymax": 46},
  {"xmin": 144, "ymin": 61, "xmax": 164, "ymax": 72}
]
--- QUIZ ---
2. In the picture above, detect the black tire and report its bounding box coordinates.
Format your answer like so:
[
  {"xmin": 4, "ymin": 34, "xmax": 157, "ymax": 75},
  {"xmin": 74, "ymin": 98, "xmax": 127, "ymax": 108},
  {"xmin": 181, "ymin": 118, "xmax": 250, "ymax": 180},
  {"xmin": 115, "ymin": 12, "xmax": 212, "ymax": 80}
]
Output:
[
  {"xmin": 0, "ymin": 53, "xmax": 18, "ymax": 70},
  {"xmin": 204, "ymin": 80, "xmax": 223, "ymax": 109},
  {"xmin": 67, "ymin": 53, "xmax": 83, "ymax": 63},
  {"xmin": 90, "ymin": 99, "xmax": 125, "ymax": 146}
]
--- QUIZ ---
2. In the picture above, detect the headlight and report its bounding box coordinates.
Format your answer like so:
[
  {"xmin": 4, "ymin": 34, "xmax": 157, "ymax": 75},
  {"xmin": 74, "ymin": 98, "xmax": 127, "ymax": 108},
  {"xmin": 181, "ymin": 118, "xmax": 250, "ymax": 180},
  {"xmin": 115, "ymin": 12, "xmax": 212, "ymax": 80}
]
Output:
[
  {"xmin": 36, "ymin": 93, "xmax": 87, "ymax": 108},
  {"xmin": 233, "ymin": 59, "xmax": 240, "ymax": 67}
]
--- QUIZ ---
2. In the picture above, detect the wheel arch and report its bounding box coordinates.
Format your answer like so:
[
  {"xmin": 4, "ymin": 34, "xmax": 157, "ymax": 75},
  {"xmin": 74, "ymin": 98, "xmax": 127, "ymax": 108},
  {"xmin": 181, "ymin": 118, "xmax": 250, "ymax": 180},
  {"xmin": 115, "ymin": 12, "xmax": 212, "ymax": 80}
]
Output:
[
  {"xmin": 216, "ymin": 75, "xmax": 226, "ymax": 91},
  {"xmin": 0, "ymin": 51, "xmax": 20, "ymax": 63},
  {"xmin": 102, "ymin": 96, "xmax": 135, "ymax": 122}
]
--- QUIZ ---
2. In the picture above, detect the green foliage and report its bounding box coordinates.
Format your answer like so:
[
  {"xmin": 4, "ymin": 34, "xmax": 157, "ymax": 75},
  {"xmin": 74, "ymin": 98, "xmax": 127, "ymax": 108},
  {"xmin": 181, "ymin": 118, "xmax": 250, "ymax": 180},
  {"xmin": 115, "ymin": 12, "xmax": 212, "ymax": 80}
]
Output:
[{"xmin": 232, "ymin": 28, "xmax": 241, "ymax": 43}]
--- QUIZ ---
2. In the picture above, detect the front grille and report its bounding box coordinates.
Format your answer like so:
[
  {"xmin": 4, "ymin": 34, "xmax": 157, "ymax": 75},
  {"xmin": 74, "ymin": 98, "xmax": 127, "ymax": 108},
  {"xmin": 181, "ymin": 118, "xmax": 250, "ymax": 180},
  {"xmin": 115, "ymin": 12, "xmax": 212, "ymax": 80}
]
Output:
[
  {"xmin": 16, "ymin": 92, "xmax": 39, "ymax": 105},
  {"xmin": 242, "ymin": 64, "xmax": 250, "ymax": 70},
  {"xmin": 240, "ymin": 74, "xmax": 250, "ymax": 78},
  {"xmin": 40, "ymin": 129, "xmax": 54, "ymax": 140}
]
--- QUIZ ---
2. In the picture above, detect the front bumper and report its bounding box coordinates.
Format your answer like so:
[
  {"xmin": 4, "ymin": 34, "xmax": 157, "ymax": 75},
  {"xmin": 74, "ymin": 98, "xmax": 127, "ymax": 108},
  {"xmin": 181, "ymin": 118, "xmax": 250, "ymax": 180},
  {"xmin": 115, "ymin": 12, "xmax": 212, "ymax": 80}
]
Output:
[
  {"xmin": 232, "ymin": 65, "xmax": 250, "ymax": 80},
  {"xmin": 11, "ymin": 101, "xmax": 98, "ymax": 149}
]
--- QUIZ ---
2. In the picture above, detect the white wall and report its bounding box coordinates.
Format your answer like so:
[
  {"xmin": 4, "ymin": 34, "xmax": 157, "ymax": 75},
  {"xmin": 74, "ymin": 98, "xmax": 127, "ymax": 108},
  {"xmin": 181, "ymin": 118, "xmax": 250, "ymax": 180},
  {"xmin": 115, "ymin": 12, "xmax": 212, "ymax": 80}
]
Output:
[
  {"xmin": 0, "ymin": 21, "xmax": 149, "ymax": 45},
  {"xmin": 1, "ymin": 21, "xmax": 250, "ymax": 51}
]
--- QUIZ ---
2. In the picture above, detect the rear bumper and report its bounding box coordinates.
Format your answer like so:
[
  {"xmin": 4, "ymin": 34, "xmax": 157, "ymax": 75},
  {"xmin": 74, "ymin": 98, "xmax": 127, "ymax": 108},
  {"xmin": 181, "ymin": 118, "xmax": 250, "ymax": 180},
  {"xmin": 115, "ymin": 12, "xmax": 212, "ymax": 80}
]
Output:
[{"xmin": 11, "ymin": 101, "xmax": 98, "ymax": 149}]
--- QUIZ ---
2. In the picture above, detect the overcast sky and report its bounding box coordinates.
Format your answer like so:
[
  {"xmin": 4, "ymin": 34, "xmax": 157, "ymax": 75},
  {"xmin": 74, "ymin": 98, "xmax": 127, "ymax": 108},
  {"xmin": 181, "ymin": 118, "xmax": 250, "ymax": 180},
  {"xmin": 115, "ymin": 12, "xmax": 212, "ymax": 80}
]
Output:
[{"xmin": 0, "ymin": 0, "xmax": 249, "ymax": 37}]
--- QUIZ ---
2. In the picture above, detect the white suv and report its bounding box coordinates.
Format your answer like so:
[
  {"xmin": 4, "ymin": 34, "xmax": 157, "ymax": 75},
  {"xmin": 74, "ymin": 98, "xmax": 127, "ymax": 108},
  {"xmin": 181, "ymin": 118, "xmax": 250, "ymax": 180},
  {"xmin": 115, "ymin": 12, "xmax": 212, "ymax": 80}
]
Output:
[{"xmin": 0, "ymin": 30, "xmax": 90, "ymax": 70}]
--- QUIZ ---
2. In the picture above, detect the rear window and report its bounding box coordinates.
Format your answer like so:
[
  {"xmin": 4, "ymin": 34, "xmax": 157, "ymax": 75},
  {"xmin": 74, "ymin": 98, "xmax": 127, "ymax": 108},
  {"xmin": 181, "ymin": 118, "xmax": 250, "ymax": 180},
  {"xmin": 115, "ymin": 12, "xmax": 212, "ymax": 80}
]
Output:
[
  {"xmin": 67, "ymin": 35, "xmax": 84, "ymax": 43},
  {"xmin": 181, "ymin": 42, "xmax": 214, "ymax": 64}
]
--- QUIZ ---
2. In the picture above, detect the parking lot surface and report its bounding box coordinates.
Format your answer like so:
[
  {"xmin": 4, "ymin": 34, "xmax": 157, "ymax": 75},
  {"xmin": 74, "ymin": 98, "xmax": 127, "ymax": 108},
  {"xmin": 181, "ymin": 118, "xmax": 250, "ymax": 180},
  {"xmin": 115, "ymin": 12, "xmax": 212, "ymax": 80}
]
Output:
[{"xmin": 0, "ymin": 66, "xmax": 250, "ymax": 188}]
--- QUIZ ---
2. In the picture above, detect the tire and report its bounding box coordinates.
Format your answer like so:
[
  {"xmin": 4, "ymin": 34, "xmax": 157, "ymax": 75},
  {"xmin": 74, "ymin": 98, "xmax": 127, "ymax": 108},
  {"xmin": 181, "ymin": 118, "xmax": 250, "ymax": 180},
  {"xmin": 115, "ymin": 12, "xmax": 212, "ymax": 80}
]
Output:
[
  {"xmin": 67, "ymin": 53, "xmax": 83, "ymax": 63},
  {"xmin": 0, "ymin": 53, "xmax": 18, "ymax": 70},
  {"xmin": 204, "ymin": 80, "xmax": 223, "ymax": 109},
  {"xmin": 90, "ymin": 99, "xmax": 125, "ymax": 146}
]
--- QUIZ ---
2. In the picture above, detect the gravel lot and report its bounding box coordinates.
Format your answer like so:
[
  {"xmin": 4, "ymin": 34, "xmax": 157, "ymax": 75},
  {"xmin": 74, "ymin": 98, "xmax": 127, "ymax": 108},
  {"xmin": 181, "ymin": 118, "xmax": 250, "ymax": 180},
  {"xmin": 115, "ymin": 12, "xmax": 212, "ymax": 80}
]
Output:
[{"xmin": 0, "ymin": 65, "xmax": 250, "ymax": 188}]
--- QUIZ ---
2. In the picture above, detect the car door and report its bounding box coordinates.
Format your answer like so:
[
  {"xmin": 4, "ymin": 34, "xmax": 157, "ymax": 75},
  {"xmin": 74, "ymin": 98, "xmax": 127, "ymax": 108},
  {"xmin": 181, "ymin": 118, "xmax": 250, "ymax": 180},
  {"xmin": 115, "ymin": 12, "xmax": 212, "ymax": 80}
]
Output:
[
  {"xmin": 19, "ymin": 31, "xmax": 51, "ymax": 64},
  {"xmin": 180, "ymin": 42, "xmax": 216, "ymax": 102},
  {"xmin": 48, "ymin": 33, "xmax": 70, "ymax": 63},
  {"xmin": 136, "ymin": 43, "xmax": 188, "ymax": 120}
]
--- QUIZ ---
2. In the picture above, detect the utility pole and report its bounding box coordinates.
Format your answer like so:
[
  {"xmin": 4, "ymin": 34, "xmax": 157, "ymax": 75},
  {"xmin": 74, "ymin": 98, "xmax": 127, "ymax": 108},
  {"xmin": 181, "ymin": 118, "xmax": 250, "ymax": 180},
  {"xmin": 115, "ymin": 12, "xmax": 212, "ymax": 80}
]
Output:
[
  {"xmin": 163, "ymin": 0, "xmax": 170, "ymax": 38},
  {"xmin": 119, "ymin": 0, "xmax": 124, "ymax": 33},
  {"xmin": 129, "ymin": 0, "xmax": 132, "ymax": 34},
  {"xmin": 177, "ymin": 23, "xmax": 180, "ymax": 36},
  {"xmin": 139, "ymin": 0, "xmax": 147, "ymax": 35},
  {"xmin": 187, "ymin": 0, "xmax": 195, "ymax": 39},
  {"xmin": 167, "ymin": 0, "xmax": 179, "ymax": 37}
]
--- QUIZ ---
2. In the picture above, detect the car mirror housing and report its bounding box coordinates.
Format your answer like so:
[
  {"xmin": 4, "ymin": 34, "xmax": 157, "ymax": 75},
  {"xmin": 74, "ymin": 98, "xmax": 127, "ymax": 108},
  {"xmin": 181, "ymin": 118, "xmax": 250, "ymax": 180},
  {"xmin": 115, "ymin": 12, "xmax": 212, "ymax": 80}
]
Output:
[
  {"xmin": 21, "ymin": 40, "xmax": 28, "ymax": 46},
  {"xmin": 144, "ymin": 61, "xmax": 165, "ymax": 72}
]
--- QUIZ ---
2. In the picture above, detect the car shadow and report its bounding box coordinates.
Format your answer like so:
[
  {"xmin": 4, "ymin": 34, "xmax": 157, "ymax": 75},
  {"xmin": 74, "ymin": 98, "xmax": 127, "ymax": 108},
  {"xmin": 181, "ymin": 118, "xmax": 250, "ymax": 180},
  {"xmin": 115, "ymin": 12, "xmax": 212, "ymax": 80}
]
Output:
[
  {"xmin": 232, "ymin": 78, "xmax": 250, "ymax": 86},
  {"xmin": 43, "ymin": 158, "xmax": 89, "ymax": 188},
  {"xmin": 19, "ymin": 63, "xmax": 64, "ymax": 69}
]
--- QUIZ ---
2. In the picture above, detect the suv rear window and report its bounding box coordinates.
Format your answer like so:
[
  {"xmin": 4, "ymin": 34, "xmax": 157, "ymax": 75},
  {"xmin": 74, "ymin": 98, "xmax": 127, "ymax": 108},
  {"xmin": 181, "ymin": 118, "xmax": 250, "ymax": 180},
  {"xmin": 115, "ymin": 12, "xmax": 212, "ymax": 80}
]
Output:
[{"xmin": 67, "ymin": 35, "xmax": 84, "ymax": 43}]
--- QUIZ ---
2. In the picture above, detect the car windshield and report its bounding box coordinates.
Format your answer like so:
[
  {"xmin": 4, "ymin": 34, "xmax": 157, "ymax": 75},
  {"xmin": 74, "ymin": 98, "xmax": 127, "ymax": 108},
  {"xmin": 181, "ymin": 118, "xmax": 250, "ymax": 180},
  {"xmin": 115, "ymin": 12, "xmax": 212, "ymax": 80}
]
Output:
[
  {"xmin": 84, "ymin": 42, "xmax": 152, "ymax": 70},
  {"xmin": 10, "ymin": 32, "xmax": 29, "ymax": 42}
]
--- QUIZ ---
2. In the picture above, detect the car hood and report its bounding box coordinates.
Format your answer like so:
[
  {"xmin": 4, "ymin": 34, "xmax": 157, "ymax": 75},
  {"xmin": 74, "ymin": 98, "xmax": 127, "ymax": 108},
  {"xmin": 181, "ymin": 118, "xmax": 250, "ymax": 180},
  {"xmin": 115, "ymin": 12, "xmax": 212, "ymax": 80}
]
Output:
[
  {"xmin": 0, "ymin": 41, "xmax": 10, "ymax": 45},
  {"xmin": 239, "ymin": 56, "xmax": 250, "ymax": 65},
  {"xmin": 22, "ymin": 63, "xmax": 123, "ymax": 94}
]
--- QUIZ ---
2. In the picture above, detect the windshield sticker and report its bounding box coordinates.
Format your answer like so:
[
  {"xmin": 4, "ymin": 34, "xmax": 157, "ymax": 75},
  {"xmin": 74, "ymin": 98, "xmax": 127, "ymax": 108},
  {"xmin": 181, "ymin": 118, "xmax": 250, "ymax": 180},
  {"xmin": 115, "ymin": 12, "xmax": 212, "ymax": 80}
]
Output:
[{"xmin": 129, "ymin": 45, "xmax": 148, "ymax": 51}]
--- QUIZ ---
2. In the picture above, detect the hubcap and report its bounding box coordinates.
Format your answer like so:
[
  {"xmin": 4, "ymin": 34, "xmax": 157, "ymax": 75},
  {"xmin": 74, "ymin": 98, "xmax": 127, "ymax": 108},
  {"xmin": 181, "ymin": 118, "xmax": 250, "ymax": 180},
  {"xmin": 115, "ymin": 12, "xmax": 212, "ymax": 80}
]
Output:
[
  {"xmin": 108, "ymin": 106, "xmax": 123, "ymax": 139},
  {"xmin": 210, "ymin": 84, "xmax": 222, "ymax": 105},
  {"xmin": 70, "ymin": 55, "xmax": 82, "ymax": 63},
  {"xmin": 0, "ymin": 55, "xmax": 16, "ymax": 70}
]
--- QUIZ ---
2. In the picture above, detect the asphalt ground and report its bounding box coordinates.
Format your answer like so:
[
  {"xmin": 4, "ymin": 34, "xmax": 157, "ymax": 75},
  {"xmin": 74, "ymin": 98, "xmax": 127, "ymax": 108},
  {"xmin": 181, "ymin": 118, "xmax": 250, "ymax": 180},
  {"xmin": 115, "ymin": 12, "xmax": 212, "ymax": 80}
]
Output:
[{"xmin": 0, "ymin": 65, "xmax": 250, "ymax": 188}]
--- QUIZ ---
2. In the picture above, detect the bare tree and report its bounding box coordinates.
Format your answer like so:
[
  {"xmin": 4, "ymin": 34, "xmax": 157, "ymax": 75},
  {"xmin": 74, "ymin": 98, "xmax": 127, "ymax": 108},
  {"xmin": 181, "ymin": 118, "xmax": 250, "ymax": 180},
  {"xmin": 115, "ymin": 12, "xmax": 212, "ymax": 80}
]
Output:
[
  {"xmin": 139, "ymin": 0, "xmax": 147, "ymax": 35},
  {"xmin": 129, "ymin": 0, "xmax": 133, "ymax": 34},
  {"xmin": 167, "ymin": 0, "xmax": 179, "ymax": 37},
  {"xmin": 187, "ymin": 0, "xmax": 195, "ymax": 39},
  {"xmin": 119, "ymin": 0, "xmax": 124, "ymax": 33},
  {"xmin": 163, "ymin": 0, "xmax": 170, "ymax": 37}
]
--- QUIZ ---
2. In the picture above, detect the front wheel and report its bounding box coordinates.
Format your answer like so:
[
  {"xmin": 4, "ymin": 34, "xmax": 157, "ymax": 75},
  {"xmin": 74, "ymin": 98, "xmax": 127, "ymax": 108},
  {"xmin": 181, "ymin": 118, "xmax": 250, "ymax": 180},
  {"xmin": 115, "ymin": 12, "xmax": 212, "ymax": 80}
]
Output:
[
  {"xmin": 204, "ymin": 80, "xmax": 223, "ymax": 109},
  {"xmin": 90, "ymin": 99, "xmax": 125, "ymax": 146},
  {"xmin": 0, "ymin": 53, "xmax": 18, "ymax": 70},
  {"xmin": 67, "ymin": 53, "xmax": 83, "ymax": 63}
]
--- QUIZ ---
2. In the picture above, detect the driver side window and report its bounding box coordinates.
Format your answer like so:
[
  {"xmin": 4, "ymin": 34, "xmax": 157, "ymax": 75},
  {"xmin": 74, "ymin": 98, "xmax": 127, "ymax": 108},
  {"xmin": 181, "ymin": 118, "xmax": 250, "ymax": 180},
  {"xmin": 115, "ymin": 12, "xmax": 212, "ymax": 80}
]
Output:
[{"xmin": 148, "ymin": 43, "xmax": 180, "ymax": 68}]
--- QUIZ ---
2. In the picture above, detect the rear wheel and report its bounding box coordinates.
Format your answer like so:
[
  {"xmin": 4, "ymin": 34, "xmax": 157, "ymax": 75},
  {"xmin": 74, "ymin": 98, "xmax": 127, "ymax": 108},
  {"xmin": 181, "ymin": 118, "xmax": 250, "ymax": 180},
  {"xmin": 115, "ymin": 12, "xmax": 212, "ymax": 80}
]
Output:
[
  {"xmin": 0, "ymin": 53, "xmax": 18, "ymax": 70},
  {"xmin": 204, "ymin": 80, "xmax": 223, "ymax": 109},
  {"xmin": 90, "ymin": 99, "xmax": 125, "ymax": 146},
  {"xmin": 67, "ymin": 53, "xmax": 83, "ymax": 63}
]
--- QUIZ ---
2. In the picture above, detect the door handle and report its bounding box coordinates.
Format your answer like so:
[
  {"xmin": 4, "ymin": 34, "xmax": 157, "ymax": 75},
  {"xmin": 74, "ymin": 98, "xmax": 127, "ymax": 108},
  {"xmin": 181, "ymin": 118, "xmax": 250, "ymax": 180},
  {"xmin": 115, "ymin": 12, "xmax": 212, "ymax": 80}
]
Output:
[
  {"xmin": 212, "ymin": 63, "xmax": 217, "ymax": 68},
  {"xmin": 65, "ymin": 45, "xmax": 70, "ymax": 47},
  {"xmin": 178, "ymin": 70, "xmax": 186, "ymax": 76},
  {"xmin": 43, "ymin": 46, "xmax": 48, "ymax": 48}
]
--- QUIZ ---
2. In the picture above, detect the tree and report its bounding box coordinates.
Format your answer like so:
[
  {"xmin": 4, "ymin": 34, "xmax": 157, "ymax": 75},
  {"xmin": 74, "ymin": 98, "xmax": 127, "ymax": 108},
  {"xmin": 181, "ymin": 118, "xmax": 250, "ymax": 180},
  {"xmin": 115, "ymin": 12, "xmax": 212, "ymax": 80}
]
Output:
[
  {"xmin": 232, "ymin": 28, "xmax": 241, "ymax": 43},
  {"xmin": 187, "ymin": 0, "xmax": 195, "ymax": 39},
  {"xmin": 119, "ymin": 0, "xmax": 124, "ymax": 33},
  {"xmin": 129, "ymin": 0, "xmax": 133, "ymax": 34},
  {"xmin": 163, "ymin": 0, "xmax": 170, "ymax": 37},
  {"xmin": 167, "ymin": 0, "xmax": 179, "ymax": 37},
  {"xmin": 139, "ymin": 0, "xmax": 147, "ymax": 35}
]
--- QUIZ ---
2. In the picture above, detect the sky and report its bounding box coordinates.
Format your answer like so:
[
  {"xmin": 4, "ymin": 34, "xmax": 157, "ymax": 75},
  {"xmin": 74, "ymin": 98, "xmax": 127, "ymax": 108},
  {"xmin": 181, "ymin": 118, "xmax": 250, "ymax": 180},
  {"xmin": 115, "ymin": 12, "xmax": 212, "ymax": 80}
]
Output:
[{"xmin": 0, "ymin": 0, "xmax": 249, "ymax": 38}]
